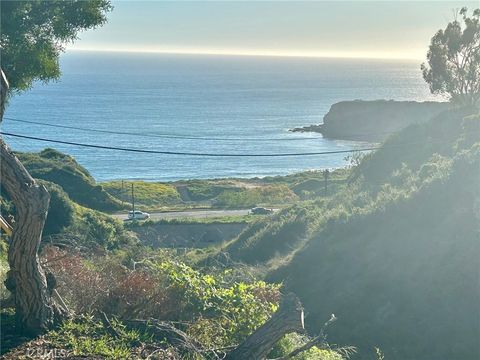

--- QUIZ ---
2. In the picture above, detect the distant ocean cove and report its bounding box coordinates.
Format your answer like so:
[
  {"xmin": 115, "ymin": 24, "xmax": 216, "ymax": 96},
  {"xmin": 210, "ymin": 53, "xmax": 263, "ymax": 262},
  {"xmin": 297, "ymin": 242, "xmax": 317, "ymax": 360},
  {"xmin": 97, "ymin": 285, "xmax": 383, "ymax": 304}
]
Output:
[{"xmin": 2, "ymin": 51, "xmax": 439, "ymax": 181}]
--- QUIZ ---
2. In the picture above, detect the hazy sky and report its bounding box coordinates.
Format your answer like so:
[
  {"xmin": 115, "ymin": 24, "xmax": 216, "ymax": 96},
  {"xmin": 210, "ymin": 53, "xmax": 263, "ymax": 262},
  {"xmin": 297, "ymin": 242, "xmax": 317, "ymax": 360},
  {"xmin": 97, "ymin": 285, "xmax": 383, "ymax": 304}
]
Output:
[{"xmin": 70, "ymin": 1, "xmax": 479, "ymax": 59}]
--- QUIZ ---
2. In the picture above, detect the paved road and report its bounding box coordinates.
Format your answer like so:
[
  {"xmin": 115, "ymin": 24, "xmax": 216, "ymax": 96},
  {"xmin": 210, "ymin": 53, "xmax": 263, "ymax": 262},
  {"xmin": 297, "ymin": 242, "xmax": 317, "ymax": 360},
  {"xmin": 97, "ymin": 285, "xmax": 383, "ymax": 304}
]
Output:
[{"xmin": 111, "ymin": 209, "xmax": 252, "ymax": 221}]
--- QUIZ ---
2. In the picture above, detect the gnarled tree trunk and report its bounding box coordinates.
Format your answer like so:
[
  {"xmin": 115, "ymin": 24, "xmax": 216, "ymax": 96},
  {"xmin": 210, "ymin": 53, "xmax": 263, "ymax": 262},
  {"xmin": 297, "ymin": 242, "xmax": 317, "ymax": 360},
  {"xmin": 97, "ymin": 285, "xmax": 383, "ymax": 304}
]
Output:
[
  {"xmin": 1, "ymin": 69, "xmax": 66, "ymax": 335},
  {"xmin": 225, "ymin": 293, "xmax": 305, "ymax": 360}
]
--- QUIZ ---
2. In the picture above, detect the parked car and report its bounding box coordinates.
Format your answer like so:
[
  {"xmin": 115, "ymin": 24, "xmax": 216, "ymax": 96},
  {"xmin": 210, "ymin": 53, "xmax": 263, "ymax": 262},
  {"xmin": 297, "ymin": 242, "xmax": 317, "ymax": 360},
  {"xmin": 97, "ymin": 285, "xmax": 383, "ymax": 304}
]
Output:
[
  {"xmin": 250, "ymin": 207, "xmax": 273, "ymax": 215},
  {"xmin": 128, "ymin": 210, "xmax": 150, "ymax": 220}
]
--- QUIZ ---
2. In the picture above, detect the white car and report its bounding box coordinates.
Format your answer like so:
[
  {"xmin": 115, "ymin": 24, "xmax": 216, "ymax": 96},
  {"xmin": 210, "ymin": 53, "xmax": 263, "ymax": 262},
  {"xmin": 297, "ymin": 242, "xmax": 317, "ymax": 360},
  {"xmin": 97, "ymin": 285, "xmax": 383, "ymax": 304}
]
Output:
[{"xmin": 128, "ymin": 210, "xmax": 150, "ymax": 220}]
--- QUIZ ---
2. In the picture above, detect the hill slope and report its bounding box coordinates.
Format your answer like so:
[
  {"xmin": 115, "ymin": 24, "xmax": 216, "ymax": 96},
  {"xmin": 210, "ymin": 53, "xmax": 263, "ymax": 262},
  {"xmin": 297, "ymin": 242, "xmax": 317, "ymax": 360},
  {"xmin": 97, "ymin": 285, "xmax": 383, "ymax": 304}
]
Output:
[
  {"xmin": 221, "ymin": 108, "xmax": 480, "ymax": 359},
  {"xmin": 17, "ymin": 148, "xmax": 123, "ymax": 212},
  {"xmin": 271, "ymin": 146, "xmax": 480, "ymax": 359}
]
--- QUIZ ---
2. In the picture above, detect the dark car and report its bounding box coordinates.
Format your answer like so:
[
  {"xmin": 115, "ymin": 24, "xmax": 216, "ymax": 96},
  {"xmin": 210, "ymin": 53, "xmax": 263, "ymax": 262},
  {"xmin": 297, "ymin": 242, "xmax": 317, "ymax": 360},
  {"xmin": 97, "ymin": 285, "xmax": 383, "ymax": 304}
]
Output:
[{"xmin": 250, "ymin": 207, "xmax": 273, "ymax": 215}]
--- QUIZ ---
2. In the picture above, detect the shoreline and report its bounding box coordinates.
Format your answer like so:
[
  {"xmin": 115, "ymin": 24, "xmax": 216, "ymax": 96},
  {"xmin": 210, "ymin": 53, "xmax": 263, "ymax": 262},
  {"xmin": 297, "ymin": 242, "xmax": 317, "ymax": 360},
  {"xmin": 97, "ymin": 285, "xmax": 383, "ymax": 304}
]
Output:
[{"xmin": 97, "ymin": 166, "xmax": 349, "ymax": 185}]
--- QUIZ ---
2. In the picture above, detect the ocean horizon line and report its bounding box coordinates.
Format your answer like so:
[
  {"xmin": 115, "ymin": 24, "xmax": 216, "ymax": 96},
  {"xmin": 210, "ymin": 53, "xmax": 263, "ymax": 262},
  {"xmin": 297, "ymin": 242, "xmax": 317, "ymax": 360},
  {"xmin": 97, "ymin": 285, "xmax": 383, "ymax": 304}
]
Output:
[{"xmin": 67, "ymin": 47, "xmax": 422, "ymax": 62}]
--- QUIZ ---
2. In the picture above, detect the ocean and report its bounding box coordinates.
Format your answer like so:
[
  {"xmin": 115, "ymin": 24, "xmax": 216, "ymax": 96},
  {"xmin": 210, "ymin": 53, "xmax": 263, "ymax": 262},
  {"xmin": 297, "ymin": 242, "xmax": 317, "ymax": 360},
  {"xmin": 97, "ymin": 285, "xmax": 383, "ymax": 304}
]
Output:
[{"xmin": 1, "ymin": 51, "xmax": 440, "ymax": 182}]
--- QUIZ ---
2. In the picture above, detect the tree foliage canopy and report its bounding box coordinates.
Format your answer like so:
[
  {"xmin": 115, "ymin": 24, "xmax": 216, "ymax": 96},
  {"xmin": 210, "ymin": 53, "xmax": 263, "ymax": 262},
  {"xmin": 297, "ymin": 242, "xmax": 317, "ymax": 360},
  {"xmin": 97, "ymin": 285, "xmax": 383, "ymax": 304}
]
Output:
[
  {"xmin": 421, "ymin": 7, "xmax": 480, "ymax": 107},
  {"xmin": 0, "ymin": 0, "xmax": 112, "ymax": 93}
]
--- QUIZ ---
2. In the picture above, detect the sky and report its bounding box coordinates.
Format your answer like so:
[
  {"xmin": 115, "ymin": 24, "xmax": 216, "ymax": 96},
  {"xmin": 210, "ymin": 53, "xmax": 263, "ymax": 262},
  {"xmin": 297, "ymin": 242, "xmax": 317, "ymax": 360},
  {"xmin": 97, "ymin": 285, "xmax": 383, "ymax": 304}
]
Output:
[{"xmin": 69, "ymin": 1, "xmax": 480, "ymax": 60}]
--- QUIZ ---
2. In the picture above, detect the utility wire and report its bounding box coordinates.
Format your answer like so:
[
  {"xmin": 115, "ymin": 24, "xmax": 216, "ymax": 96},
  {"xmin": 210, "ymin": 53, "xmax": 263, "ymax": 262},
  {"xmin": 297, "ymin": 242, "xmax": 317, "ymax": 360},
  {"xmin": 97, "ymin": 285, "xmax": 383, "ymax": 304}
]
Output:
[
  {"xmin": 3, "ymin": 117, "xmax": 322, "ymax": 142},
  {"xmin": 3, "ymin": 116, "xmax": 397, "ymax": 141},
  {"xmin": 0, "ymin": 131, "xmax": 380, "ymax": 157}
]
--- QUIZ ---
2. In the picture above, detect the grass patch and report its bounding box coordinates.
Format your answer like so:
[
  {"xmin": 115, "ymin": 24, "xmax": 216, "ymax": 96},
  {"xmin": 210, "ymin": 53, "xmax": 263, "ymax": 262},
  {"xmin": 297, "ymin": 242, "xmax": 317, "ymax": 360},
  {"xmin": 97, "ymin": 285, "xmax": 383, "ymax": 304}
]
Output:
[
  {"xmin": 102, "ymin": 180, "xmax": 182, "ymax": 209},
  {"xmin": 126, "ymin": 214, "xmax": 261, "ymax": 228},
  {"xmin": 214, "ymin": 184, "xmax": 297, "ymax": 208},
  {"xmin": 176, "ymin": 179, "xmax": 233, "ymax": 201},
  {"xmin": 46, "ymin": 315, "xmax": 152, "ymax": 359}
]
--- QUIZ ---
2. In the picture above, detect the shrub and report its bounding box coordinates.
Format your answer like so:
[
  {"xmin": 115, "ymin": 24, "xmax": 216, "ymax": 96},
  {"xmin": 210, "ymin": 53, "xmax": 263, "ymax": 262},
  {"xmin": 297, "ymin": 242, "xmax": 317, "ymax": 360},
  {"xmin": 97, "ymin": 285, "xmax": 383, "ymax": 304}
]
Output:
[
  {"xmin": 269, "ymin": 333, "xmax": 345, "ymax": 360},
  {"xmin": 65, "ymin": 208, "xmax": 133, "ymax": 250},
  {"xmin": 39, "ymin": 180, "xmax": 75, "ymax": 236},
  {"xmin": 43, "ymin": 247, "xmax": 280, "ymax": 348},
  {"xmin": 181, "ymin": 180, "xmax": 232, "ymax": 201},
  {"xmin": 157, "ymin": 260, "xmax": 280, "ymax": 345},
  {"xmin": 0, "ymin": 241, "xmax": 9, "ymax": 301}
]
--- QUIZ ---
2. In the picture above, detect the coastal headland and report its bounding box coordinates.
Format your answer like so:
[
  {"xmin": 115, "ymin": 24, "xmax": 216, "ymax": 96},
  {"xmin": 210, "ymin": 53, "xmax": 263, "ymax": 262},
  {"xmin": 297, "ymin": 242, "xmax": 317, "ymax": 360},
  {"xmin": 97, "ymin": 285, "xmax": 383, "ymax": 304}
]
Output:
[{"xmin": 292, "ymin": 100, "xmax": 450, "ymax": 141}]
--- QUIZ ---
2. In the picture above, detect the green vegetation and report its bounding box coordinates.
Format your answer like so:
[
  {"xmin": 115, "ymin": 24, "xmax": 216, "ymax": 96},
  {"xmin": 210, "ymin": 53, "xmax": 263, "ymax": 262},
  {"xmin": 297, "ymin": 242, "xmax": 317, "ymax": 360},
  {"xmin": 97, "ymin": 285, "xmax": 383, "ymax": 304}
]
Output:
[
  {"xmin": 178, "ymin": 179, "xmax": 234, "ymax": 201},
  {"xmin": 68, "ymin": 205, "xmax": 133, "ymax": 250},
  {"xmin": 39, "ymin": 180, "xmax": 75, "ymax": 236},
  {"xmin": 0, "ymin": 241, "xmax": 9, "ymax": 302},
  {"xmin": 126, "ymin": 214, "xmax": 257, "ymax": 227},
  {"xmin": 2, "ymin": 3, "xmax": 479, "ymax": 359},
  {"xmin": 219, "ymin": 201, "xmax": 328, "ymax": 264},
  {"xmin": 0, "ymin": 0, "xmax": 112, "ymax": 93},
  {"xmin": 103, "ymin": 180, "xmax": 182, "ymax": 209},
  {"xmin": 34, "ymin": 314, "xmax": 345, "ymax": 360},
  {"xmin": 216, "ymin": 109, "xmax": 480, "ymax": 359},
  {"xmin": 273, "ymin": 145, "xmax": 479, "ymax": 359},
  {"xmin": 179, "ymin": 170, "xmax": 349, "ymax": 205},
  {"xmin": 215, "ymin": 184, "xmax": 297, "ymax": 208},
  {"xmin": 223, "ymin": 107, "xmax": 477, "ymax": 265},
  {"xmin": 106, "ymin": 173, "xmax": 347, "ymax": 212},
  {"xmin": 1, "ymin": 178, "xmax": 77, "ymax": 238},
  {"xmin": 1, "ymin": 177, "xmax": 131, "ymax": 251},
  {"xmin": 9, "ymin": 149, "xmax": 346, "ymax": 217},
  {"xmin": 3, "ymin": 110, "xmax": 477, "ymax": 359},
  {"xmin": 421, "ymin": 7, "xmax": 480, "ymax": 107},
  {"xmin": 2, "ymin": 246, "xmax": 342, "ymax": 359},
  {"xmin": 270, "ymin": 334, "xmax": 345, "ymax": 360},
  {"xmin": 47, "ymin": 315, "xmax": 152, "ymax": 359},
  {"xmin": 102, "ymin": 179, "xmax": 317, "ymax": 211},
  {"xmin": 0, "ymin": 0, "xmax": 115, "ymax": 340},
  {"xmin": 18, "ymin": 148, "xmax": 123, "ymax": 212}
]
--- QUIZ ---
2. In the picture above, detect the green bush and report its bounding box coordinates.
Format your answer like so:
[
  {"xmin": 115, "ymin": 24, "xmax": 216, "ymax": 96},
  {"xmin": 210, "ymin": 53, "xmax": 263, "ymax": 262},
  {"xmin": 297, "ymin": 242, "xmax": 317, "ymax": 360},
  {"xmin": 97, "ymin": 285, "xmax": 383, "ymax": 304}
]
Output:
[
  {"xmin": 0, "ymin": 241, "xmax": 9, "ymax": 301},
  {"xmin": 39, "ymin": 180, "xmax": 75, "ymax": 236},
  {"xmin": 157, "ymin": 260, "xmax": 280, "ymax": 345},
  {"xmin": 181, "ymin": 180, "xmax": 232, "ymax": 201},
  {"xmin": 45, "ymin": 248, "xmax": 281, "ymax": 350},
  {"xmin": 65, "ymin": 207, "xmax": 134, "ymax": 250},
  {"xmin": 269, "ymin": 333, "xmax": 345, "ymax": 360}
]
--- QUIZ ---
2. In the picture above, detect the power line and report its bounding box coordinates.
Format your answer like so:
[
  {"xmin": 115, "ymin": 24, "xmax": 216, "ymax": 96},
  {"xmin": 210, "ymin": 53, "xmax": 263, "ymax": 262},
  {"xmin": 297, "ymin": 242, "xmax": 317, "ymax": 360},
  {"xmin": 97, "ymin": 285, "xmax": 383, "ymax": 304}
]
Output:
[
  {"xmin": 3, "ymin": 117, "xmax": 321, "ymax": 142},
  {"xmin": 0, "ymin": 131, "xmax": 380, "ymax": 157},
  {"xmin": 3, "ymin": 116, "xmax": 396, "ymax": 141},
  {"xmin": 3, "ymin": 134, "xmax": 24, "ymax": 147}
]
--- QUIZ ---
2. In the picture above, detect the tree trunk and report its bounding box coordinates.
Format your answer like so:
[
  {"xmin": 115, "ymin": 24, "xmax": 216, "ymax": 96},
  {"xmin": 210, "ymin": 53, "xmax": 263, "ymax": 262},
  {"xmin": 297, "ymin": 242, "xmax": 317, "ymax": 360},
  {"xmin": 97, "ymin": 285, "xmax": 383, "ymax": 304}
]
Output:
[
  {"xmin": 225, "ymin": 293, "xmax": 305, "ymax": 360},
  {"xmin": 1, "ymin": 69, "xmax": 65, "ymax": 335}
]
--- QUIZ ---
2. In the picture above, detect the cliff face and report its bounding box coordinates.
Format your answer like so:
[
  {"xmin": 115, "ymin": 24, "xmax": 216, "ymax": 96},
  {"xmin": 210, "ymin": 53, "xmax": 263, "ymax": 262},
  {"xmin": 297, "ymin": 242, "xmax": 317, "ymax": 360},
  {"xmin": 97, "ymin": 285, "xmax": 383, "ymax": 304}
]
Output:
[{"xmin": 316, "ymin": 100, "xmax": 449, "ymax": 141}]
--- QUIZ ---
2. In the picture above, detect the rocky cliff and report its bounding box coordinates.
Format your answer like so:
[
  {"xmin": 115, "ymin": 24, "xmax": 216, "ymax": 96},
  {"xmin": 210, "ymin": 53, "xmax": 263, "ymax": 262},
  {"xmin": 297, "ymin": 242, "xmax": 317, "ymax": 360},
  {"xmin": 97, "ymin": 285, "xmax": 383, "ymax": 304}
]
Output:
[{"xmin": 293, "ymin": 100, "xmax": 450, "ymax": 141}]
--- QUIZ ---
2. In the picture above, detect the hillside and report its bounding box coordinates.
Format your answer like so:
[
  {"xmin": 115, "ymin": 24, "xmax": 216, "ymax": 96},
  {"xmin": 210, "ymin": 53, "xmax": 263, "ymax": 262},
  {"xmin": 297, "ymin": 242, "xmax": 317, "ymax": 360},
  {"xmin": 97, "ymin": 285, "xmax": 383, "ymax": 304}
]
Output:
[
  {"xmin": 271, "ymin": 146, "xmax": 480, "ymax": 359},
  {"xmin": 220, "ymin": 108, "xmax": 480, "ymax": 359},
  {"xmin": 17, "ymin": 148, "xmax": 124, "ymax": 212},
  {"xmin": 292, "ymin": 100, "xmax": 449, "ymax": 141}
]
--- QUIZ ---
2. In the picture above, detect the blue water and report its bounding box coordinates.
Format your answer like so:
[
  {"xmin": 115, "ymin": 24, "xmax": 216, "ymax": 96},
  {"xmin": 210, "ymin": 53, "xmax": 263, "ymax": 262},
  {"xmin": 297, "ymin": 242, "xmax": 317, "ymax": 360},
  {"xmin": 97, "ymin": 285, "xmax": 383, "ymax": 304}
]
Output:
[{"xmin": 2, "ymin": 52, "xmax": 440, "ymax": 181}]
